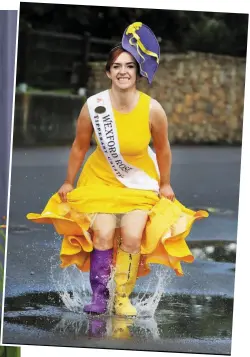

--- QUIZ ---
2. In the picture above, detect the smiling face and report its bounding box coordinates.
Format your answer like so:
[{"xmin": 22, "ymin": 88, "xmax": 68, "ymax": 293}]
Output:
[{"xmin": 106, "ymin": 51, "xmax": 138, "ymax": 90}]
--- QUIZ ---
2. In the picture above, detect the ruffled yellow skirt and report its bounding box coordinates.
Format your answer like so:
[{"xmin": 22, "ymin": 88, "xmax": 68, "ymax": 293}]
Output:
[{"xmin": 27, "ymin": 185, "xmax": 208, "ymax": 277}]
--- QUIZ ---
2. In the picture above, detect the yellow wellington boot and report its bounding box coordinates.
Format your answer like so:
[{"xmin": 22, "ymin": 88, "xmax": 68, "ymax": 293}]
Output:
[
  {"xmin": 114, "ymin": 248, "xmax": 140, "ymax": 317},
  {"xmin": 112, "ymin": 317, "xmax": 134, "ymax": 339}
]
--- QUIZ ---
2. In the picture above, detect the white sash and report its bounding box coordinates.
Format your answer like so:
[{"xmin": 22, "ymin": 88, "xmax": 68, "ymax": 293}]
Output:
[{"xmin": 87, "ymin": 90, "xmax": 159, "ymax": 193}]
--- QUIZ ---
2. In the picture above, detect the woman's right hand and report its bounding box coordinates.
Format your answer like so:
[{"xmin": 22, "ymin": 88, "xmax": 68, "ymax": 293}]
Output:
[{"xmin": 58, "ymin": 182, "xmax": 74, "ymax": 202}]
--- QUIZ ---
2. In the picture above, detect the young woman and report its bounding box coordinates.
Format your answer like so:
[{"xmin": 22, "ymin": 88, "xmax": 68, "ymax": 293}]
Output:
[{"xmin": 27, "ymin": 22, "xmax": 208, "ymax": 317}]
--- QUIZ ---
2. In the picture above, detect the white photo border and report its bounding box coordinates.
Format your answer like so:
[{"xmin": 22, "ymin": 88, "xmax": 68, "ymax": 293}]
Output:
[{"xmin": 1, "ymin": 1, "xmax": 249, "ymax": 357}]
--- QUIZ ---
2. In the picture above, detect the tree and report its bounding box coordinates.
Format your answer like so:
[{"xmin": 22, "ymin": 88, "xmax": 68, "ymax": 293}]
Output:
[{"xmin": 19, "ymin": 3, "xmax": 248, "ymax": 57}]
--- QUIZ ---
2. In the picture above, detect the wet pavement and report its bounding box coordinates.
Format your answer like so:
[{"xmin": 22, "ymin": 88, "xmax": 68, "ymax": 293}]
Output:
[
  {"xmin": 2, "ymin": 146, "xmax": 240, "ymax": 355},
  {"xmin": 4, "ymin": 292, "xmax": 233, "ymax": 354}
]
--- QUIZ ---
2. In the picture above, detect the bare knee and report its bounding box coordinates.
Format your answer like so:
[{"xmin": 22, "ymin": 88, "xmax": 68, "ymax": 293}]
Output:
[
  {"xmin": 119, "ymin": 210, "xmax": 147, "ymax": 253},
  {"xmin": 120, "ymin": 233, "xmax": 142, "ymax": 254},
  {"xmin": 92, "ymin": 214, "xmax": 116, "ymax": 250},
  {"xmin": 93, "ymin": 229, "xmax": 115, "ymax": 250}
]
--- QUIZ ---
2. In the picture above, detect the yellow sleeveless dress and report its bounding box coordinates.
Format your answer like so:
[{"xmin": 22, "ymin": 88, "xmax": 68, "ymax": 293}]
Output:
[{"xmin": 27, "ymin": 91, "xmax": 208, "ymax": 277}]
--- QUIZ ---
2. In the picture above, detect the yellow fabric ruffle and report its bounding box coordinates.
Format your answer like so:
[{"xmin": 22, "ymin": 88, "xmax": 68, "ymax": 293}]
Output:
[{"xmin": 27, "ymin": 187, "xmax": 208, "ymax": 277}]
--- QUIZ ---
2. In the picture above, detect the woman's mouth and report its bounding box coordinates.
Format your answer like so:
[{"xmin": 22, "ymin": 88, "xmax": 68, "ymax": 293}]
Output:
[{"xmin": 118, "ymin": 77, "xmax": 130, "ymax": 82}]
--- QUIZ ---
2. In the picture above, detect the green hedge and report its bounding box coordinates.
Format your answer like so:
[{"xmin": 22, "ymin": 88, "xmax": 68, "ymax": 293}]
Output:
[{"xmin": 0, "ymin": 347, "xmax": 21, "ymax": 357}]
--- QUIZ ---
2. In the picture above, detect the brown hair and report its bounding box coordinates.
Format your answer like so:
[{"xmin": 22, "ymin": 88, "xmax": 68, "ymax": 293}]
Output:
[{"xmin": 105, "ymin": 44, "xmax": 141, "ymax": 76}]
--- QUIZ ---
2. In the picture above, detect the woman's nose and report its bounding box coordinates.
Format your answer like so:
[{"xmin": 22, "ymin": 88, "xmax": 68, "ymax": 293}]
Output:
[{"xmin": 119, "ymin": 66, "xmax": 126, "ymax": 74}]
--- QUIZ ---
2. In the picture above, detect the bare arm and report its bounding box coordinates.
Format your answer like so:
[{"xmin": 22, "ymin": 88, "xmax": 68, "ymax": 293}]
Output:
[
  {"xmin": 64, "ymin": 103, "xmax": 93, "ymax": 185},
  {"xmin": 150, "ymin": 99, "xmax": 175, "ymax": 199}
]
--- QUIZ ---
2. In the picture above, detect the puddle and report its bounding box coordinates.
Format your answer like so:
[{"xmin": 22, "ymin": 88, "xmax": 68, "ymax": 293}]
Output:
[
  {"xmin": 192, "ymin": 207, "xmax": 237, "ymax": 216},
  {"xmin": 189, "ymin": 240, "xmax": 236, "ymax": 263},
  {"xmin": 3, "ymin": 205, "xmax": 235, "ymax": 355},
  {"xmin": 8, "ymin": 224, "xmax": 46, "ymax": 234},
  {"xmin": 4, "ymin": 291, "xmax": 233, "ymax": 345}
]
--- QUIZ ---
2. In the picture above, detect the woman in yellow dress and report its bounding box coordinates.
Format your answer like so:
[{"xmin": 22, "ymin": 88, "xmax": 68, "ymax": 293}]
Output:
[{"xmin": 27, "ymin": 22, "xmax": 208, "ymax": 317}]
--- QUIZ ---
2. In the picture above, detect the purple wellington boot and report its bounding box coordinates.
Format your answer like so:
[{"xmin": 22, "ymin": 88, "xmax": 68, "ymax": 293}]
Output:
[
  {"xmin": 88, "ymin": 318, "xmax": 107, "ymax": 338},
  {"xmin": 84, "ymin": 248, "xmax": 113, "ymax": 314}
]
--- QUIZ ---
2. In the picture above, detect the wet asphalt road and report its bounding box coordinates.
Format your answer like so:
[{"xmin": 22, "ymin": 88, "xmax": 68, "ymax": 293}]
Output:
[{"xmin": 2, "ymin": 145, "xmax": 241, "ymax": 354}]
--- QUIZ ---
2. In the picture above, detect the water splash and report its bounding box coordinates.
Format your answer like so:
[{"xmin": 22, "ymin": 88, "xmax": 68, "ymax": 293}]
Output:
[
  {"xmin": 106, "ymin": 266, "xmax": 116, "ymax": 315},
  {"xmin": 52, "ymin": 312, "xmax": 161, "ymax": 341},
  {"xmin": 53, "ymin": 312, "xmax": 89, "ymax": 335},
  {"xmin": 133, "ymin": 265, "xmax": 172, "ymax": 318},
  {"xmin": 135, "ymin": 317, "xmax": 161, "ymax": 340},
  {"xmin": 49, "ymin": 235, "xmax": 171, "ymax": 318},
  {"xmin": 47, "ymin": 242, "xmax": 174, "ymax": 341},
  {"xmin": 49, "ymin": 235, "xmax": 90, "ymax": 313}
]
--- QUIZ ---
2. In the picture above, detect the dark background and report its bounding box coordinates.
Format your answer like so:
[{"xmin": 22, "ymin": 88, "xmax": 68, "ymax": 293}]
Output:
[{"xmin": 19, "ymin": 2, "xmax": 248, "ymax": 56}]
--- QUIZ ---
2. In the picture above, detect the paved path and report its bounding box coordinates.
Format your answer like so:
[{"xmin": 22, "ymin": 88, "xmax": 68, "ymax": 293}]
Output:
[{"xmin": 2, "ymin": 145, "xmax": 241, "ymax": 354}]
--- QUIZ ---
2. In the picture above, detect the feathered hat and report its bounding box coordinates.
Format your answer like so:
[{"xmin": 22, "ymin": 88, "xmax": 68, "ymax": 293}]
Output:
[{"xmin": 121, "ymin": 22, "xmax": 160, "ymax": 84}]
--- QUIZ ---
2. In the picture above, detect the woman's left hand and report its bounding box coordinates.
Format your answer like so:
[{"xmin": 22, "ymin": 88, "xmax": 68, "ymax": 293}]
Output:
[{"xmin": 159, "ymin": 184, "xmax": 175, "ymax": 201}]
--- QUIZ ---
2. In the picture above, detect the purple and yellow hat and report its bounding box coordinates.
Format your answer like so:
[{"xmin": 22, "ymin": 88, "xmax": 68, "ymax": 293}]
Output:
[{"xmin": 122, "ymin": 22, "xmax": 160, "ymax": 84}]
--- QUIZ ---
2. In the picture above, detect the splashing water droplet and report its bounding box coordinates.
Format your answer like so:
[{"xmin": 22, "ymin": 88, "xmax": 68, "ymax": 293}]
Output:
[
  {"xmin": 49, "ymin": 236, "xmax": 171, "ymax": 320},
  {"xmin": 133, "ymin": 266, "xmax": 172, "ymax": 318},
  {"xmin": 49, "ymin": 253, "xmax": 90, "ymax": 313}
]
